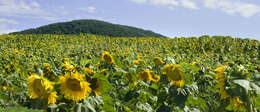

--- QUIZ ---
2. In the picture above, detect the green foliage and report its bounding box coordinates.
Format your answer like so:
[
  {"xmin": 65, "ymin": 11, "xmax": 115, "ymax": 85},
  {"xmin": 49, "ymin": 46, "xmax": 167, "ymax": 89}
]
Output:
[
  {"xmin": 12, "ymin": 19, "xmax": 166, "ymax": 37},
  {"xmin": 0, "ymin": 34, "xmax": 259, "ymax": 111},
  {"xmin": 0, "ymin": 106, "xmax": 42, "ymax": 112}
]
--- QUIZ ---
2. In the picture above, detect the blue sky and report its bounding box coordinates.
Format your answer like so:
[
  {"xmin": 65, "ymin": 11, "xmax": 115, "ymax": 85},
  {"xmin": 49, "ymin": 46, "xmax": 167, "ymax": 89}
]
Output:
[{"xmin": 0, "ymin": 0, "xmax": 260, "ymax": 40}]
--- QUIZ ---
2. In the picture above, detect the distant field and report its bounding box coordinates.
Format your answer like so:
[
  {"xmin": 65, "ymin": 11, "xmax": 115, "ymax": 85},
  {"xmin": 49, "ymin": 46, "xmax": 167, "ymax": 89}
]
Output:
[{"xmin": 0, "ymin": 34, "xmax": 259, "ymax": 112}]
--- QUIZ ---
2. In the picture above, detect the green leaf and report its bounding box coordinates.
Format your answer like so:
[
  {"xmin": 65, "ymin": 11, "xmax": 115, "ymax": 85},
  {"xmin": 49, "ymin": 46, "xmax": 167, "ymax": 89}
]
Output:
[
  {"xmin": 233, "ymin": 79, "xmax": 252, "ymax": 91},
  {"xmin": 136, "ymin": 102, "xmax": 154, "ymax": 112},
  {"xmin": 250, "ymin": 83, "xmax": 260, "ymax": 94},
  {"xmin": 80, "ymin": 59, "xmax": 91, "ymax": 66}
]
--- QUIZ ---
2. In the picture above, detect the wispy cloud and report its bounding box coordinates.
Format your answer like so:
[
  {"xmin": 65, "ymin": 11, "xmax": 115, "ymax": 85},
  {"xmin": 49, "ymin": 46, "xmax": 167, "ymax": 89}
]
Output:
[
  {"xmin": 0, "ymin": 18, "xmax": 18, "ymax": 34},
  {"xmin": 0, "ymin": 0, "xmax": 58, "ymax": 20},
  {"xmin": 150, "ymin": 0, "xmax": 179, "ymax": 6},
  {"xmin": 129, "ymin": 0, "xmax": 198, "ymax": 10},
  {"xmin": 130, "ymin": 0, "xmax": 147, "ymax": 4},
  {"xmin": 203, "ymin": 0, "xmax": 260, "ymax": 18},
  {"xmin": 181, "ymin": 0, "xmax": 199, "ymax": 9},
  {"xmin": 78, "ymin": 6, "xmax": 97, "ymax": 13},
  {"xmin": 129, "ymin": 0, "xmax": 260, "ymax": 17}
]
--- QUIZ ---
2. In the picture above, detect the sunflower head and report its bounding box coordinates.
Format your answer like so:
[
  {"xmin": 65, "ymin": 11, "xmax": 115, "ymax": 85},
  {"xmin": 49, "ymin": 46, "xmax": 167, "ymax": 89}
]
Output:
[
  {"xmin": 138, "ymin": 70, "xmax": 152, "ymax": 81},
  {"xmin": 101, "ymin": 51, "xmax": 114, "ymax": 64},
  {"xmin": 162, "ymin": 64, "xmax": 174, "ymax": 75},
  {"xmin": 229, "ymin": 97, "xmax": 245, "ymax": 111},
  {"xmin": 150, "ymin": 73, "xmax": 160, "ymax": 83},
  {"xmin": 82, "ymin": 67, "xmax": 96, "ymax": 76},
  {"xmin": 27, "ymin": 74, "xmax": 54, "ymax": 99},
  {"xmin": 90, "ymin": 78, "xmax": 102, "ymax": 95},
  {"xmin": 43, "ymin": 63, "xmax": 51, "ymax": 69},
  {"xmin": 162, "ymin": 64, "xmax": 184, "ymax": 87},
  {"xmin": 153, "ymin": 57, "xmax": 164, "ymax": 66},
  {"xmin": 58, "ymin": 72, "xmax": 92, "ymax": 101},
  {"xmin": 215, "ymin": 65, "xmax": 230, "ymax": 100},
  {"xmin": 132, "ymin": 60, "xmax": 139, "ymax": 64},
  {"xmin": 2, "ymin": 86, "xmax": 7, "ymax": 91},
  {"xmin": 215, "ymin": 65, "xmax": 228, "ymax": 73},
  {"xmin": 62, "ymin": 61, "xmax": 76, "ymax": 72}
]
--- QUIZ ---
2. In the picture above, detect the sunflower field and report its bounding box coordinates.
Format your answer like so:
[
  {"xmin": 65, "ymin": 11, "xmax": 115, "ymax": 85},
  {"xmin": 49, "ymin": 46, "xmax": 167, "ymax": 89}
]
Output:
[{"xmin": 0, "ymin": 34, "xmax": 259, "ymax": 112}]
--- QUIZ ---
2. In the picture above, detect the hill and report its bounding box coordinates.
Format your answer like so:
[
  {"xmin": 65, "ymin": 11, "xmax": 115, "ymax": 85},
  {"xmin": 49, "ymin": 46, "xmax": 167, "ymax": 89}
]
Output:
[{"xmin": 12, "ymin": 19, "xmax": 165, "ymax": 37}]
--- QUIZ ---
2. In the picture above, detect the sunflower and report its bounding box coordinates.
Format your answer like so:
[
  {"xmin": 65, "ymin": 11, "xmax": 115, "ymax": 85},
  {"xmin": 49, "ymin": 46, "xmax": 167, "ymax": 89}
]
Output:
[
  {"xmin": 27, "ymin": 74, "xmax": 54, "ymax": 99},
  {"xmin": 62, "ymin": 59, "xmax": 76, "ymax": 71},
  {"xmin": 162, "ymin": 64, "xmax": 184, "ymax": 87},
  {"xmin": 215, "ymin": 65, "xmax": 230, "ymax": 100},
  {"xmin": 150, "ymin": 72, "xmax": 160, "ymax": 83},
  {"xmin": 138, "ymin": 70, "xmax": 152, "ymax": 81},
  {"xmin": 82, "ymin": 67, "xmax": 96, "ymax": 76},
  {"xmin": 101, "ymin": 51, "xmax": 114, "ymax": 64},
  {"xmin": 124, "ymin": 73, "xmax": 137, "ymax": 86},
  {"xmin": 43, "ymin": 63, "xmax": 51, "ymax": 70},
  {"xmin": 229, "ymin": 97, "xmax": 245, "ymax": 111},
  {"xmin": 58, "ymin": 72, "xmax": 92, "ymax": 101},
  {"xmin": 48, "ymin": 92, "xmax": 58, "ymax": 104},
  {"xmin": 153, "ymin": 57, "xmax": 164, "ymax": 66},
  {"xmin": 90, "ymin": 78, "xmax": 102, "ymax": 95}
]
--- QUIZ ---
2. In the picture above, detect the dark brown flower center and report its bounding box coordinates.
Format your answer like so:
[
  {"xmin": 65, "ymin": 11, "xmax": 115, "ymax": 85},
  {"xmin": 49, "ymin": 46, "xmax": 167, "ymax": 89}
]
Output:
[{"xmin": 66, "ymin": 78, "xmax": 82, "ymax": 91}]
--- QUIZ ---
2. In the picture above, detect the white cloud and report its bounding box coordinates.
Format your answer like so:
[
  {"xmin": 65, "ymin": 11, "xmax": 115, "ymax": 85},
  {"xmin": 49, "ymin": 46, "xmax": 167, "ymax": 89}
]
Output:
[
  {"xmin": 129, "ymin": 0, "xmax": 260, "ymax": 17},
  {"xmin": 181, "ymin": 0, "xmax": 199, "ymax": 9},
  {"xmin": 203, "ymin": 0, "xmax": 260, "ymax": 18},
  {"xmin": 129, "ymin": 0, "xmax": 199, "ymax": 10},
  {"xmin": 78, "ymin": 6, "xmax": 97, "ymax": 13},
  {"xmin": 0, "ymin": 0, "xmax": 58, "ymax": 20},
  {"xmin": 150, "ymin": 0, "xmax": 179, "ymax": 6},
  {"xmin": 130, "ymin": 0, "xmax": 147, "ymax": 4},
  {"xmin": 0, "ymin": 18, "xmax": 18, "ymax": 34}
]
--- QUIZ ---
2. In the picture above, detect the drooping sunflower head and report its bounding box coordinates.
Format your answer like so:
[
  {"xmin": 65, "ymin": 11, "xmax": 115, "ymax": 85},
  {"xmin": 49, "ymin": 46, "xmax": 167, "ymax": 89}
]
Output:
[
  {"xmin": 138, "ymin": 70, "xmax": 152, "ymax": 81},
  {"xmin": 162, "ymin": 64, "xmax": 184, "ymax": 87},
  {"xmin": 58, "ymin": 72, "xmax": 92, "ymax": 101},
  {"xmin": 215, "ymin": 65, "xmax": 230, "ymax": 100},
  {"xmin": 27, "ymin": 74, "xmax": 54, "ymax": 99},
  {"xmin": 215, "ymin": 65, "xmax": 228, "ymax": 73},
  {"xmin": 153, "ymin": 57, "xmax": 164, "ymax": 66},
  {"xmin": 101, "ymin": 51, "xmax": 114, "ymax": 64},
  {"xmin": 90, "ymin": 78, "xmax": 102, "ymax": 95},
  {"xmin": 162, "ymin": 64, "xmax": 174, "ymax": 75}
]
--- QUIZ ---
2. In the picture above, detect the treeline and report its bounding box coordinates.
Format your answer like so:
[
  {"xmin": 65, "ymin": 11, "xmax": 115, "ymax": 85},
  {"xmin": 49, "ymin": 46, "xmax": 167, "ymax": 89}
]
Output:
[{"xmin": 12, "ymin": 19, "xmax": 165, "ymax": 37}]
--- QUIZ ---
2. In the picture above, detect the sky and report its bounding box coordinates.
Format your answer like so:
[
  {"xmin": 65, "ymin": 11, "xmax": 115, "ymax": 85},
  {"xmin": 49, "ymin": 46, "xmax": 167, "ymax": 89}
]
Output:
[{"xmin": 0, "ymin": 0, "xmax": 260, "ymax": 40}]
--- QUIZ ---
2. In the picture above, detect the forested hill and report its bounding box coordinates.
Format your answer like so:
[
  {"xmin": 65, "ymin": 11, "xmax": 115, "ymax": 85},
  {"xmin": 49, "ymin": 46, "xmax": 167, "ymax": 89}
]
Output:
[{"xmin": 12, "ymin": 19, "xmax": 166, "ymax": 37}]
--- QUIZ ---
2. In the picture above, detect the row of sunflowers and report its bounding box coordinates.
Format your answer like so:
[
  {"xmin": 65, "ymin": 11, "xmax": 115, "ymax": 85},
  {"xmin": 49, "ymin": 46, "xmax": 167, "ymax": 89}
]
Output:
[{"xmin": 0, "ymin": 34, "xmax": 259, "ymax": 112}]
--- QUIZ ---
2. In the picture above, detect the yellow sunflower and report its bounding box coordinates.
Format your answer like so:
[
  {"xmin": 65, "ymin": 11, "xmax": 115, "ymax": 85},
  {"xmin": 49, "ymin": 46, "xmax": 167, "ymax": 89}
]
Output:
[
  {"xmin": 58, "ymin": 72, "xmax": 92, "ymax": 101},
  {"xmin": 215, "ymin": 65, "xmax": 230, "ymax": 100},
  {"xmin": 229, "ymin": 97, "xmax": 245, "ymax": 111},
  {"xmin": 82, "ymin": 67, "xmax": 96, "ymax": 76},
  {"xmin": 150, "ymin": 72, "xmax": 160, "ymax": 83},
  {"xmin": 138, "ymin": 70, "xmax": 152, "ymax": 81},
  {"xmin": 2, "ymin": 86, "xmax": 7, "ymax": 91},
  {"xmin": 90, "ymin": 78, "xmax": 102, "ymax": 95},
  {"xmin": 48, "ymin": 91, "xmax": 58, "ymax": 104},
  {"xmin": 162, "ymin": 64, "xmax": 184, "ymax": 87},
  {"xmin": 153, "ymin": 57, "xmax": 164, "ymax": 66},
  {"xmin": 61, "ymin": 58, "xmax": 76, "ymax": 71},
  {"xmin": 27, "ymin": 74, "xmax": 54, "ymax": 99},
  {"xmin": 101, "ymin": 51, "xmax": 114, "ymax": 64}
]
